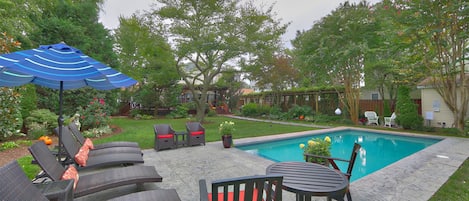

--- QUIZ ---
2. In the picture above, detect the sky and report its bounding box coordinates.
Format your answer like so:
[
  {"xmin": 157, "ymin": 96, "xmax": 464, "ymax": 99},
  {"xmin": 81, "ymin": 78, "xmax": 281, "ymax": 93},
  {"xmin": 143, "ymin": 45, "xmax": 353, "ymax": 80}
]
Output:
[{"xmin": 99, "ymin": 0, "xmax": 381, "ymax": 47}]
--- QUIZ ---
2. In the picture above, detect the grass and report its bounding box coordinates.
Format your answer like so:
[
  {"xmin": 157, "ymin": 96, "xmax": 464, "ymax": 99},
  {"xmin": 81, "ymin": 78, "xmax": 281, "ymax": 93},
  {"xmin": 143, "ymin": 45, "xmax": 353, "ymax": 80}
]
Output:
[
  {"xmin": 94, "ymin": 116, "xmax": 316, "ymax": 149},
  {"xmin": 14, "ymin": 115, "xmax": 469, "ymax": 199},
  {"xmin": 429, "ymin": 159, "xmax": 469, "ymax": 200},
  {"xmin": 18, "ymin": 156, "xmax": 41, "ymax": 179}
]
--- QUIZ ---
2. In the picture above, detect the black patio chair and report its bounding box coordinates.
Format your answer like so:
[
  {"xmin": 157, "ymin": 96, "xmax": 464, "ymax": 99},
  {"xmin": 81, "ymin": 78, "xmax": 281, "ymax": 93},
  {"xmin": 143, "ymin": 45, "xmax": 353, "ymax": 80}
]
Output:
[
  {"xmin": 304, "ymin": 143, "xmax": 361, "ymax": 201},
  {"xmin": 186, "ymin": 122, "xmax": 206, "ymax": 146},
  {"xmin": 199, "ymin": 174, "xmax": 283, "ymax": 201},
  {"xmin": 153, "ymin": 124, "xmax": 176, "ymax": 151}
]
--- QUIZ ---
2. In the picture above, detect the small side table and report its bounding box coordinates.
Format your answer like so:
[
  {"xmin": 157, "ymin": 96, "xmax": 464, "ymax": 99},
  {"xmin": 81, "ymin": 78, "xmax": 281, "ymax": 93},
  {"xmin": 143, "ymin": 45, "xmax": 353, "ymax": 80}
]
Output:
[
  {"xmin": 175, "ymin": 131, "xmax": 187, "ymax": 147},
  {"xmin": 35, "ymin": 179, "xmax": 74, "ymax": 201}
]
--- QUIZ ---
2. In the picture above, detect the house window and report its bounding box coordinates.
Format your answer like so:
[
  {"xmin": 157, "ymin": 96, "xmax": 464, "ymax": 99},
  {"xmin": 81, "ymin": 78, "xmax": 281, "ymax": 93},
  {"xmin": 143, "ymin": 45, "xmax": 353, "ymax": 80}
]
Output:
[{"xmin": 371, "ymin": 93, "xmax": 379, "ymax": 100}]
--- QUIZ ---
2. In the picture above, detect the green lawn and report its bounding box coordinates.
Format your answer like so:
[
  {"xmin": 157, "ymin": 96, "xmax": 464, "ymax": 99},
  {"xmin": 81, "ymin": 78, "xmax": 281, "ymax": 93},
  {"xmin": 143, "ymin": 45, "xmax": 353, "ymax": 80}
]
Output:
[
  {"xmin": 429, "ymin": 158, "xmax": 469, "ymax": 200},
  {"xmin": 94, "ymin": 116, "xmax": 316, "ymax": 149},
  {"xmin": 16, "ymin": 115, "xmax": 469, "ymax": 199}
]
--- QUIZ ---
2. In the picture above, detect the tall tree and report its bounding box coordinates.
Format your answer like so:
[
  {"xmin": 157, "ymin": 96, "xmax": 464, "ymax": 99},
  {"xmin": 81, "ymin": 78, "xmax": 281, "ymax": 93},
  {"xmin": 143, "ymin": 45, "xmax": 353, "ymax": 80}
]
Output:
[
  {"xmin": 293, "ymin": 1, "xmax": 376, "ymax": 124},
  {"xmin": 215, "ymin": 69, "xmax": 246, "ymax": 112},
  {"xmin": 363, "ymin": 1, "xmax": 404, "ymax": 114},
  {"xmin": 150, "ymin": 0, "xmax": 287, "ymax": 121},
  {"xmin": 26, "ymin": 0, "xmax": 123, "ymax": 116},
  {"xmin": 248, "ymin": 52, "xmax": 299, "ymax": 105},
  {"xmin": 395, "ymin": 0, "xmax": 469, "ymax": 130},
  {"xmin": 114, "ymin": 14, "xmax": 179, "ymax": 113}
]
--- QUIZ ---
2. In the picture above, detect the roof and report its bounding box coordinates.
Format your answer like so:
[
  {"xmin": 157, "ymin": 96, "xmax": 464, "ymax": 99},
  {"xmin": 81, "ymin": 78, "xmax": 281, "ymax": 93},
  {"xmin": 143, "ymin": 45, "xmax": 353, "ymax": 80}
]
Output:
[{"xmin": 417, "ymin": 73, "xmax": 469, "ymax": 89}]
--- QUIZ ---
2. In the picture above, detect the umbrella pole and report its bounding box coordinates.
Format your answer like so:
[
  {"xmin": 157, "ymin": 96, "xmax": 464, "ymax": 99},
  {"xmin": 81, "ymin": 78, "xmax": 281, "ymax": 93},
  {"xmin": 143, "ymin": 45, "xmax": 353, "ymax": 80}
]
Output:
[{"xmin": 57, "ymin": 81, "xmax": 64, "ymax": 163}]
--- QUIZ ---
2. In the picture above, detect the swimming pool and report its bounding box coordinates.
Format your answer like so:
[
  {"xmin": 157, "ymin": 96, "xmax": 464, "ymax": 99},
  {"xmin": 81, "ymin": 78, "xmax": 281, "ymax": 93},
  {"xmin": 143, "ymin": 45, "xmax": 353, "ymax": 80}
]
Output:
[{"xmin": 237, "ymin": 129, "xmax": 441, "ymax": 182}]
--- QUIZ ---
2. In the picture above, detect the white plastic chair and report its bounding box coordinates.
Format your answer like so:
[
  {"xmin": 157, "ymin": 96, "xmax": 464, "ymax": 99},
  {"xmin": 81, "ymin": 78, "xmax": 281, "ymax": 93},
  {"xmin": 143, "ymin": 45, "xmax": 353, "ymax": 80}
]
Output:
[
  {"xmin": 364, "ymin": 111, "xmax": 379, "ymax": 125},
  {"xmin": 384, "ymin": 112, "xmax": 397, "ymax": 128}
]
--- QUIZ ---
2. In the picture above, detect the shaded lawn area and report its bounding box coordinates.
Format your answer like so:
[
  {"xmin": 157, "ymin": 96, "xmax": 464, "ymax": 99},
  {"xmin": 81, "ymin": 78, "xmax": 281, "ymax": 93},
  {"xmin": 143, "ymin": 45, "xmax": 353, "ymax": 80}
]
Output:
[{"xmin": 94, "ymin": 116, "xmax": 316, "ymax": 149}]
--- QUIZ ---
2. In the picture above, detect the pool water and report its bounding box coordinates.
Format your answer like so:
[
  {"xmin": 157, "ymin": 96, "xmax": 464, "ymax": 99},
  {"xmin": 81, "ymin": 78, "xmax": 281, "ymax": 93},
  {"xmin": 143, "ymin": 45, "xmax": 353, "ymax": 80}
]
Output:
[{"xmin": 238, "ymin": 130, "xmax": 441, "ymax": 182}]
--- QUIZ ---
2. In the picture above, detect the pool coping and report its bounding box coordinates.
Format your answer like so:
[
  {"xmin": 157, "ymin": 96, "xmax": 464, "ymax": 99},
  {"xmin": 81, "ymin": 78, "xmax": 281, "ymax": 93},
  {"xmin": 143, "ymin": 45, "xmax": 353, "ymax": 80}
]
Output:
[{"xmin": 234, "ymin": 126, "xmax": 469, "ymax": 201}]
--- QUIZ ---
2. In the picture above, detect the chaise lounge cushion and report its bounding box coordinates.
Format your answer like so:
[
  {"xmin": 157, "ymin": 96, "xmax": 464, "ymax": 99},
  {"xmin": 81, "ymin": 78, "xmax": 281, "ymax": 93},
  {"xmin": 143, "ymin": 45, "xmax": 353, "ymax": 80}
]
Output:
[
  {"xmin": 61, "ymin": 166, "xmax": 79, "ymax": 189},
  {"xmin": 84, "ymin": 138, "xmax": 94, "ymax": 149},
  {"xmin": 75, "ymin": 145, "xmax": 89, "ymax": 167}
]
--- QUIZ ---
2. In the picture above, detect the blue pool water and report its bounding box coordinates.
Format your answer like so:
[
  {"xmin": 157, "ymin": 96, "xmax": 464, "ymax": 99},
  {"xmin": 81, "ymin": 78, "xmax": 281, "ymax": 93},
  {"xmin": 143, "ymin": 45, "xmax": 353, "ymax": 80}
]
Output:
[{"xmin": 237, "ymin": 130, "xmax": 441, "ymax": 182}]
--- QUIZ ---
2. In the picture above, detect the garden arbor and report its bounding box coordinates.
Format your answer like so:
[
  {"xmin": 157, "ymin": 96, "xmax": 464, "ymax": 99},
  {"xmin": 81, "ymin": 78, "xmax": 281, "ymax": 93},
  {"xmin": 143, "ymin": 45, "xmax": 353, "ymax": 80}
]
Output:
[{"xmin": 240, "ymin": 88, "xmax": 344, "ymax": 116}]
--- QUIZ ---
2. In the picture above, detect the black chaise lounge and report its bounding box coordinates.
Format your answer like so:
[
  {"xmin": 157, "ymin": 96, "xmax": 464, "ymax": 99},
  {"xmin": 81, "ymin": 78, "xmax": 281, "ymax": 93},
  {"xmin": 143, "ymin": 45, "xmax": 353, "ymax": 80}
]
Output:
[
  {"xmin": 59, "ymin": 126, "xmax": 142, "ymax": 157},
  {"xmin": 28, "ymin": 141, "xmax": 166, "ymax": 198},
  {"xmin": 1, "ymin": 160, "xmax": 181, "ymax": 200},
  {"xmin": 59, "ymin": 127, "xmax": 144, "ymax": 170},
  {"xmin": 199, "ymin": 174, "xmax": 283, "ymax": 201},
  {"xmin": 68, "ymin": 123, "xmax": 140, "ymax": 150}
]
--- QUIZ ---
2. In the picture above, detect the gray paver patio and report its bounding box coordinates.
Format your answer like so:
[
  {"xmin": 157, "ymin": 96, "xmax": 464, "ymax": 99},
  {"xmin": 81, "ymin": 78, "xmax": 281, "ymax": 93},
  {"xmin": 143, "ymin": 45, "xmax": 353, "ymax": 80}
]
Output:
[{"xmin": 75, "ymin": 127, "xmax": 469, "ymax": 201}]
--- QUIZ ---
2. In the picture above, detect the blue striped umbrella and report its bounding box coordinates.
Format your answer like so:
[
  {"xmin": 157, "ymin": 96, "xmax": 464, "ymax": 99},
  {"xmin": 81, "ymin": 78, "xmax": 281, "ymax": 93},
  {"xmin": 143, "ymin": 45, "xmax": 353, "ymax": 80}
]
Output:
[{"xmin": 0, "ymin": 42, "xmax": 137, "ymax": 162}]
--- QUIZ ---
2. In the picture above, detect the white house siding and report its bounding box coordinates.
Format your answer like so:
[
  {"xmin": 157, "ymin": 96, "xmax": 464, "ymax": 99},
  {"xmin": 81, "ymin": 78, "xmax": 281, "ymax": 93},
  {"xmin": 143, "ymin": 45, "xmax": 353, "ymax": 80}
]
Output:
[
  {"xmin": 360, "ymin": 88, "xmax": 421, "ymax": 100},
  {"xmin": 420, "ymin": 88, "xmax": 455, "ymax": 128}
]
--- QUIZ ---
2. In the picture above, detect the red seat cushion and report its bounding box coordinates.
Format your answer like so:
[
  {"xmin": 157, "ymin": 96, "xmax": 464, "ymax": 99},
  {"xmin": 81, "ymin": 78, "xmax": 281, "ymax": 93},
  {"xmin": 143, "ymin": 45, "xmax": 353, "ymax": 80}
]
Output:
[
  {"xmin": 208, "ymin": 190, "xmax": 260, "ymax": 201},
  {"xmin": 190, "ymin": 131, "xmax": 204, "ymax": 136},
  {"xmin": 157, "ymin": 134, "xmax": 174, "ymax": 139}
]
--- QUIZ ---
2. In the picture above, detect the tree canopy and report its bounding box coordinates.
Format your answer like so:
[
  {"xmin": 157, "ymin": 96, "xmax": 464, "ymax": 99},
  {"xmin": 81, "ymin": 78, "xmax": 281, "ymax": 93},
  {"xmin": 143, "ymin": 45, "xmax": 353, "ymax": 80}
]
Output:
[{"xmin": 149, "ymin": 0, "xmax": 287, "ymax": 121}]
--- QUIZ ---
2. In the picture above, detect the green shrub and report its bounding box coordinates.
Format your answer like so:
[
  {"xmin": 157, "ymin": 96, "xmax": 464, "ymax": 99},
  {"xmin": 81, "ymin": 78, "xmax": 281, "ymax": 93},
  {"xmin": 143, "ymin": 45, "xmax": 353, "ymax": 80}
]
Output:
[
  {"xmin": 287, "ymin": 105, "xmax": 312, "ymax": 119},
  {"xmin": 25, "ymin": 109, "xmax": 58, "ymax": 132},
  {"xmin": 269, "ymin": 105, "xmax": 283, "ymax": 119},
  {"xmin": 141, "ymin": 115, "xmax": 154, "ymax": 120},
  {"xmin": 77, "ymin": 97, "xmax": 111, "ymax": 130},
  {"xmin": 383, "ymin": 99, "xmax": 391, "ymax": 117},
  {"xmin": 258, "ymin": 104, "xmax": 271, "ymax": 116},
  {"xmin": 129, "ymin": 109, "xmax": 142, "ymax": 118},
  {"xmin": 0, "ymin": 87, "xmax": 24, "ymax": 140},
  {"xmin": 82, "ymin": 125, "xmax": 112, "ymax": 138},
  {"xmin": 27, "ymin": 122, "xmax": 49, "ymax": 139},
  {"xmin": 19, "ymin": 85, "xmax": 37, "ymax": 119},
  {"xmin": 241, "ymin": 103, "xmax": 258, "ymax": 117},
  {"xmin": 207, "ymin": 109, "xmax": 217, "ymax": 117},
  {"xmin": 395, "ymin": 86, "xmax": 423, "ymax": 130},
  {"xmin": 168, "ymin": 105, "xmax": 189, "ymax": 119},
  {"xmin": 300, "ymin": 136, "xmax": 332, "ymax": 164},
  {"xmin": 182, "ymin": 102, "xmax": 196, "ymax": 110}
]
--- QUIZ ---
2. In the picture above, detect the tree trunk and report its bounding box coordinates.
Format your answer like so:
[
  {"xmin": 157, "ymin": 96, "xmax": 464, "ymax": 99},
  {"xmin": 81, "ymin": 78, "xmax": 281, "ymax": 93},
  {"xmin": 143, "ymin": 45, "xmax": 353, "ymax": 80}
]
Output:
[{"xmin": 196, "ymin": 104, "xmax": 206, "ymax": 122}]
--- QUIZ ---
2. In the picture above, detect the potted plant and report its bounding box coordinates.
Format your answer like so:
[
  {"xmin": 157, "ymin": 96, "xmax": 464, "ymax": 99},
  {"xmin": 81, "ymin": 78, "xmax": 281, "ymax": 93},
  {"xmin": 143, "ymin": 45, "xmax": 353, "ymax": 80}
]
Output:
[
  {"xmin": 299, "ymin": 136, "xmax": 331, "ymax": 165},
  {"xmin": 219, "ymin": 121, "xmax": 235, "ymax": 148}
]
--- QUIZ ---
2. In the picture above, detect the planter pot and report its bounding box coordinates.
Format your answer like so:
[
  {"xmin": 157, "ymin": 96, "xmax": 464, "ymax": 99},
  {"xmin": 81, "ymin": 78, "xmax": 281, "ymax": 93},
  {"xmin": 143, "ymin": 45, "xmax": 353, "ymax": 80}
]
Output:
[{"xmin": 221, "ymin": 134, "xmax": 233, "ymax": 148}]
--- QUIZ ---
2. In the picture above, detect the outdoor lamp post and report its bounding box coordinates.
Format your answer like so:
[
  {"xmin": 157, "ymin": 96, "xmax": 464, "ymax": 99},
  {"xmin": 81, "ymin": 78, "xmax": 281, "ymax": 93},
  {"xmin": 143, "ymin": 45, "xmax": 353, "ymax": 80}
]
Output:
[{"xmin": 335, "ymin": 107, "xmax": 342, "ymax": 115}]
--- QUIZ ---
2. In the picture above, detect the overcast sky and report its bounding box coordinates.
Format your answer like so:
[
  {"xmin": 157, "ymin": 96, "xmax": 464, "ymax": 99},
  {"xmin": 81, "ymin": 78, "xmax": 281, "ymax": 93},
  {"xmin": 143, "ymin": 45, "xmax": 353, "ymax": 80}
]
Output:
[{"xmin": 99, "ymin": 0, "xmax": 381, "ymax": 47}]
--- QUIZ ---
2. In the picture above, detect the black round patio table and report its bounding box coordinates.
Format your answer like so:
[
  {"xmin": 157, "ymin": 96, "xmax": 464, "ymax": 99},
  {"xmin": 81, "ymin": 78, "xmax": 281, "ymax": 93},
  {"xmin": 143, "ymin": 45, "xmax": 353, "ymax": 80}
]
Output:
[{"xmin": 266, "ymin": 161, "xmax": 348, "ymax": 201}]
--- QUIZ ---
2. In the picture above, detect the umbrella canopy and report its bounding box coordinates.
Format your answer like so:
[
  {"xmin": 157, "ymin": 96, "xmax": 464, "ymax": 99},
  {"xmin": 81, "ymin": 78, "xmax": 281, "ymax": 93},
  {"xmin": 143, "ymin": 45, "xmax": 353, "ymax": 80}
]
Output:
[
  {"xmin": 0, "ymin": 42, "xmax": 136, "ymax": 89},
  {"xmin": 0, "ymin": 42, "xmax": 137, "ymax": 162}
]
